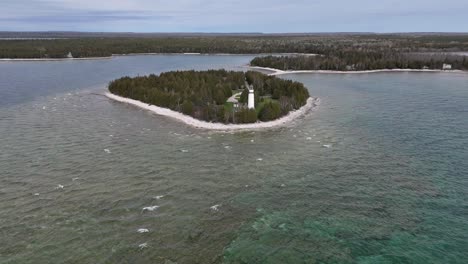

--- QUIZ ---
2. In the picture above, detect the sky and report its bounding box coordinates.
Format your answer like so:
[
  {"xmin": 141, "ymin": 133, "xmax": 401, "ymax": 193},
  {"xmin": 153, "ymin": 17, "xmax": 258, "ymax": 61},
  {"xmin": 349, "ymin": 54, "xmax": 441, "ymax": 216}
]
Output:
[{"xmin": 2, "ymin": 0, "xmax": 468, "ymax": 33}]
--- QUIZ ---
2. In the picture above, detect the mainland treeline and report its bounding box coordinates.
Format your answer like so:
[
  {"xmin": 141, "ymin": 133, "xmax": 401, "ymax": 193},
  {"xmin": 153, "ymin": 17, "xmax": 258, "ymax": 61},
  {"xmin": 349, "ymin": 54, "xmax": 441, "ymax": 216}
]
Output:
[
  {"xmin": 251, "ymin": 53, "xmax": 468, "ymax": 71},
  {"xmin": 108, "ymin": 70, "xmax": 310, "ymax": 124},
  {"xmin": 2, "ymin": 34, "xmax": 468, "ymax": 58}
]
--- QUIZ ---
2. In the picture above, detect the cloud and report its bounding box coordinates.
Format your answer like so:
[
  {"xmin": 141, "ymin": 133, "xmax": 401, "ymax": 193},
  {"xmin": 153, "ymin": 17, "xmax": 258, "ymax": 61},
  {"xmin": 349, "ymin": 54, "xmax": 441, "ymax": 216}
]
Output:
[
  {"xmin": 1, "ymin": 0, "xmax": 467, "ymax": 32},
  {"xmin": 1, "ymin": 11, "xmax": 167, "ymax": 24}
]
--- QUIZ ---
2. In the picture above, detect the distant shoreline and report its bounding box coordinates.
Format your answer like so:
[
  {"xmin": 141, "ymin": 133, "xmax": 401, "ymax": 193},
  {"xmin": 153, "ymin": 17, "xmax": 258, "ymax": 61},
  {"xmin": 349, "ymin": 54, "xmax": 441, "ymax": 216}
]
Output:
[
  {"xmin": 248, "ymin": 66, "xmax": 466, "ymax": 75},
  {"xmin": 0, "ymin": 57, "xmax": 113, "ymax": 61},
  {"xmin": 105, "ymin": 92, "xmax": 319, "ymax": 131},
  {"xmin": 0, "ymin": 52, "xmax": 316, "ymax": 62}
]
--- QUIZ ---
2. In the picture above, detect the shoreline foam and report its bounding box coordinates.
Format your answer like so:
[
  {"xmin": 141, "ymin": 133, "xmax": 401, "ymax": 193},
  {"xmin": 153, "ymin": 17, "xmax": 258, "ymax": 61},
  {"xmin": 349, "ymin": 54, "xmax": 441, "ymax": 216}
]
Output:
[
  {"xmin": 105, "ymin": 92, "xmax": 319, "ymax": 131},
  {"xmin": 248, "ymin": 66, "xmax": 465, "ymax": 75}
]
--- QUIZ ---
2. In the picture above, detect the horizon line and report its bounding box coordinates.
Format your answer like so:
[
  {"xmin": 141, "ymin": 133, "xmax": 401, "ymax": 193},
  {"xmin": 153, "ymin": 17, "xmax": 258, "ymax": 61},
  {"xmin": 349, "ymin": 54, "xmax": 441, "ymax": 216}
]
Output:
[{"xmin": 1, "ymin": 31, "xmax": 468, "ymax": 35}]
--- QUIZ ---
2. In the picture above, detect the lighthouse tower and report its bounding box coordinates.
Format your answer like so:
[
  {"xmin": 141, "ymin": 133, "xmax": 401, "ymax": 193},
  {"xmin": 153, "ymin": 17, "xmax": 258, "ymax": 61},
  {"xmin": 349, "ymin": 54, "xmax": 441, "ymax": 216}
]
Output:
[{"xmin": 248, "ymin": 88, "xmax": 255, "ymax": 109}]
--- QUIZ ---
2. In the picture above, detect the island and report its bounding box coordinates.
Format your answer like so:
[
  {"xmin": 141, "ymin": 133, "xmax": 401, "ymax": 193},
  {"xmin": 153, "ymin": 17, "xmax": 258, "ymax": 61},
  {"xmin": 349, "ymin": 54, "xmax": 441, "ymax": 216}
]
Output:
[{"xmin": 107, "ymin": 70, "xmax": 317, "ymax": 130}]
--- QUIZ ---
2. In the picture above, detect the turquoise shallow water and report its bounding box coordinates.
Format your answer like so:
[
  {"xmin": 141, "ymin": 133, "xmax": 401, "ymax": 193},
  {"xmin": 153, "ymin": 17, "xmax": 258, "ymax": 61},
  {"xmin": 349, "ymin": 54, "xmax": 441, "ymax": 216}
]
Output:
[{"xmin": 0, "ymin": 56, "xmax": 467, "ymax": 263}]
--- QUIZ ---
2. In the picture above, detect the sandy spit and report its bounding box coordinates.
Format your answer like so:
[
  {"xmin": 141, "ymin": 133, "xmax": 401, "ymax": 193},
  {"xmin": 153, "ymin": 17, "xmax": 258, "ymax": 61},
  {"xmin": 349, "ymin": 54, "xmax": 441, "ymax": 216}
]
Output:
[{"xmin": 105, "ymin": 92, "xmax": 319, "ymax": 131}]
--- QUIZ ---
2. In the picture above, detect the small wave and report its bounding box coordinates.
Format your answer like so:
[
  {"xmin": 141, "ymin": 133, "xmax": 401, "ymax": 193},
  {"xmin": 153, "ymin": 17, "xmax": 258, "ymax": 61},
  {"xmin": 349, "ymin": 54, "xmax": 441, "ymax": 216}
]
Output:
[
  {"xmin": 142, "ymin": 205, "xmax": 159, "ymax": 212},
  {"xmin": 210, "ymin": 204, "xmax": 221, "ymax": 211},
  {"xmin": 138, "ymin": 243, "xmax": 148, "ymax": 250},
  {"xmin": 137, "ymin": 228, "xmax": 149, "ymax": 233}
]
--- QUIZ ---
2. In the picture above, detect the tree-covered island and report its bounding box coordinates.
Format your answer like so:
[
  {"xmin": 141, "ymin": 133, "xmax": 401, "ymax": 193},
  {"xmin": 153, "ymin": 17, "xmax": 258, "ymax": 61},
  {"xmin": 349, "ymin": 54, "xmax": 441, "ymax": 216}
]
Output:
[{"xmin": 108, "ymin": 70, "xmax": 310, "ymax": 124}]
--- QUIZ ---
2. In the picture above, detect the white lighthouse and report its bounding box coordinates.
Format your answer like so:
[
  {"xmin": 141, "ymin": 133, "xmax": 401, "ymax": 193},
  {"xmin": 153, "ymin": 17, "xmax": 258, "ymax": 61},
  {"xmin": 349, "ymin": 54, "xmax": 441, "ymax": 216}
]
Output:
[{"xmin": 248, "ymin": 87, "xmax": 255, "ymax": 109}]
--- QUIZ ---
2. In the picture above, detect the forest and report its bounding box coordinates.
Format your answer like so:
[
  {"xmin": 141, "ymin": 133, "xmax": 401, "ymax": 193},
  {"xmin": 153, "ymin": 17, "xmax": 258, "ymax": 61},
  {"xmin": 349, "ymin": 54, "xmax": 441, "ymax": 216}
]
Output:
[
  {"xmin": 108, "ymin": 70, "xmax": 310, "ymax": 124},
  {"xmin": 250, "ymin": 52, "xmax": 468, "ymax": 71},
  {"xmin": 1, "ymin": 33, "xmax": 468, "ymax": 59}
]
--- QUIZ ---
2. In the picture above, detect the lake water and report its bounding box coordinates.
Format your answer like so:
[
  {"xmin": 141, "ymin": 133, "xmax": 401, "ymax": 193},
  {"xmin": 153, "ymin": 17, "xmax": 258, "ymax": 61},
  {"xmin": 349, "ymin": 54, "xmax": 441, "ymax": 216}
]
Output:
[{"xmin": 1, "ymin": 55, "xmax": 467, "ymax": 264}]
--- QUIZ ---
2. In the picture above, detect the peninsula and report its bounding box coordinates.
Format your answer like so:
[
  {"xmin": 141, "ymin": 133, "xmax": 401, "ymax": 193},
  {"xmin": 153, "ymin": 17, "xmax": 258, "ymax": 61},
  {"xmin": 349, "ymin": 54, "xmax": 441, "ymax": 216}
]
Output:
[
  {"xmin": 107, "ymin": 70, "xmax": 316, "ymax": 130},
  {"xmin": 250, "ymin": 53, "xmax": 468, "ymax": 73}
]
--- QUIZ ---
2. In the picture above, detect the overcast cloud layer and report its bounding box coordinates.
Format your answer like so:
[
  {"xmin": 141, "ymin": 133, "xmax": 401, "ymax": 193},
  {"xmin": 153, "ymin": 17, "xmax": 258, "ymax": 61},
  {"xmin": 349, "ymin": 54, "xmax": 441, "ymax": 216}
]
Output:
[{"xmin": 2, "ymin": 0, "xmax": 467, "ymax": 32}]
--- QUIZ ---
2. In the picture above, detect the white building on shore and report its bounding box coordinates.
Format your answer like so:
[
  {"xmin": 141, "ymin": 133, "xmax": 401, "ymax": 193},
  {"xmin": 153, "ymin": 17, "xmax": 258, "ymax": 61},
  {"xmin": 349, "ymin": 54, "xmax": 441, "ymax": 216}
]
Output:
[{"xmin": 442, "ymin": 64, "xmax": 452, "ymax": 70}]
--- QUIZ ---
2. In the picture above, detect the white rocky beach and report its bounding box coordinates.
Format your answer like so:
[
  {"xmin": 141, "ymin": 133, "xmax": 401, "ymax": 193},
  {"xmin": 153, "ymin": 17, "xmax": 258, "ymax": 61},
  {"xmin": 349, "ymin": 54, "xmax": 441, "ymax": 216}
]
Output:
[{"xmin": 105, "ymin": 92, "xmax": 319, "ymax": 131}]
